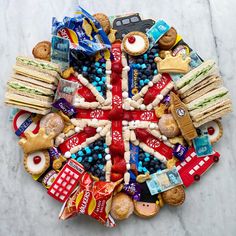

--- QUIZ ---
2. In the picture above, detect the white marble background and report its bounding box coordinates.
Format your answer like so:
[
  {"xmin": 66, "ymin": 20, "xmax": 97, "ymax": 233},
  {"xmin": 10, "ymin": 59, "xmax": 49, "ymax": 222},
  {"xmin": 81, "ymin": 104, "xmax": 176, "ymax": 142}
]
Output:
[{"xmin": 0, "ymin": 0, "xmax": 236, "ymax": 235}]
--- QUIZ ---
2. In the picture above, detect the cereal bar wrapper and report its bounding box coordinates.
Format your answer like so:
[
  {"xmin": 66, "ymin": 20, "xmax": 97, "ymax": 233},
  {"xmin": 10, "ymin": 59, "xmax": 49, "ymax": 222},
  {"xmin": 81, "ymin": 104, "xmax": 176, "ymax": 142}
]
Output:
[
  {"xmin": 52, "ymin": 6, "xmax": 111, "ymax": 56},
  {"xmin": 59, "ymin": 173, "xmax": 120, "ymax": 227}
]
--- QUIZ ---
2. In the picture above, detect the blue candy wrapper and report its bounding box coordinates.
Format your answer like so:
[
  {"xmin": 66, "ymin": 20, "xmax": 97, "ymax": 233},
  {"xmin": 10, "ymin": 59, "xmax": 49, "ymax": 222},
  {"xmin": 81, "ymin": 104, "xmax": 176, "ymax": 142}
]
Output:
[
  {"xmin": 52, "ymin": 6, "xmax": 111, "ymax": 56},
  {"xmin": 146, "ymin": 20, "xmax": 170, "ymax": 49},
  {"xmin": 51, "ymin": 35, "xmax": 70, "ymax": 71},
  {"xmin": 193, "ymin": 135, "xmax": 213, "ymax": 157}
]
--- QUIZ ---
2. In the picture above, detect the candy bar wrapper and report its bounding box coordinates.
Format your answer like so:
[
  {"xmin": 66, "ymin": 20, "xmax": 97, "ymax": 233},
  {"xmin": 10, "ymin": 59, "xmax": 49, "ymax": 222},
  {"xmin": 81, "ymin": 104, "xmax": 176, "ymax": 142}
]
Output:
[
  {"xmin": 51, "ymin": 35, "xmax": 70, "ymax": 71},
  {"xmin": 52, "ymin": 6, "xmax": 111, "ymax": 56},
  {"xmin": 123, "ymin": 182, "xmax": 141, "ymax": 201},
  {"xmin": 173, "ymin": 144, "xmax": 188, "ymax": 161},
  {"xmin": 54, "ymin": 78, "xmax": 79, "ymax": 104},
  {"xmin": 53, "ymin": 98, "xmax": 76, "ymax": 117},
  {"xmin": 59, "ymin": 173, "xmax": 121, "ymax": 227},
  {"xmin": 146, "ymin": 19, "xmax": 171, "ymax": 49},
  {"xmin": 193, "ymin": 135, "xmax": 213, "ymax": 157}
]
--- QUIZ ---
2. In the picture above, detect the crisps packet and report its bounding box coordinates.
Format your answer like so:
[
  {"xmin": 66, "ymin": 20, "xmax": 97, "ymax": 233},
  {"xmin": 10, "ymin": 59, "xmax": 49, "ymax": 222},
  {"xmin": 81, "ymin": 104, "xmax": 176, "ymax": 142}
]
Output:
[
  {"xmin": 52, "ymin": 6, "xmax": 111, "ymax": 56},
  {"xmin": 59, "ymin": 173, "xmax": 121, "ymax": 227}
]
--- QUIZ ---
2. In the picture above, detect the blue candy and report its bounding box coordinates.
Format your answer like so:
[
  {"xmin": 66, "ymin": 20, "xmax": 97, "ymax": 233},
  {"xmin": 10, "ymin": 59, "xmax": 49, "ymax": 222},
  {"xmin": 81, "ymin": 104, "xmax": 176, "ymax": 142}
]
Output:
[
  {"xmin": 144, "ymin": 157, "xmax": 150, "ymax": 162},
  {"xmin": 77, "ymin": 157, "xmax": 82, "ymax": 162},
  {"xmin": 96, "ymin": 86, "xmax": 101, "ymax": 92},
  {"xmin": 141, "ymin": 64, "xmax": 147, "ymax": 69},
  {"xmin": 98, "ymin": 154, "xmax": 102, "ymax": 159},
  {"xmin": 92, "ymin": 81, "xmax": 98, "ymax": 86},
  {"xmin": 101, "ymin": 77, "xmax": 106, "ymax": 82},
  {"xmin": 139, "ymin": 80, "xmax": 144, "ymax": 86},
  {"xmin": 145, "ymin": 153, "xmax": 150, "ymax": 157},
  {"xmin": 138, "ymin": 166, "xmax": 143, "ymax": 172},
  {"xmin": 142, "ymin": 167, "xmax": 148, "ymax": 172},
  {"xmin": 82, "ymin": 66, "xmax": 88, "ymax": 72},
  {"xmin": 154, "ymin": 69, "xmax": 158, "ymax": 75},
  {"xmin": 94, "ymin": 146, "xmax": 99, "ymax": 150},
  {"xmin": 78, "ymin": 151, "xmax": 84, "ymax": 156},
  {"xmin": 143, "ymin": 54, "xmax": 148, "ymax": 60},
  {"xmin": 95, "ymin": 77, "xmax": 100, "ymax": 82},
  {"xmin": 88, "ymin": 156, "xmax": 93, "ymax": 162},
  {"xmin": 98, "ymin": 81, "xmax": 103, "ymax": 85},
  {"xmin": 97, "ymin": 68, "xmax": 102, "ymax": 74},
  {"xmin": 85, "ymin": 147, "xmax": 91, "ymax": 154},
  {"xmin": 95, "ymin": 62, "xmax": 100, "ymax": 67},
  {"xmin": 98, "ymin": 164, "xmax": 104, "ymax": 170},
  {"xmin": 71, "ymin": 154, "xmax": 76, "ymax": 159}
]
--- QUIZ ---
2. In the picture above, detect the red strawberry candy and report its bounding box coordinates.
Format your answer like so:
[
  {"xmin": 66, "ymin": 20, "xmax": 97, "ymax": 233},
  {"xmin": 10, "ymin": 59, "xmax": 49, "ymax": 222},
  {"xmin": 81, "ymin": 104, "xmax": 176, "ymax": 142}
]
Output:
[
  {"xmin": 112, "ymin": 160, "xmax": 126, "ymax": 174},
  {"xmin": 84, "ymin": 126, "xmax": 97, "ymax": 136},
  {"xmin": 111, "ymin": 172, "xmax": 123, "ymax": 182},
  {"xmin": 135, "ymin": 128, "xmax": 150, "ymax": 143}
]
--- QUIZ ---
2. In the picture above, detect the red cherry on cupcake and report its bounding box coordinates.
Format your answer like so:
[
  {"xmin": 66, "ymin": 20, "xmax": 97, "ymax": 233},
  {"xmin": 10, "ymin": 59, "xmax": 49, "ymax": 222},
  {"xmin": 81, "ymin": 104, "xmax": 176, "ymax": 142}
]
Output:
[
  {"xmin": 208, "ymin": 127, "xmax": 215, "ymax": 135},
  {"xmin": 33, "ymin": 156, "xmax": 41, "ymax": 164},
  {"xmin": 128, "ymin": 36, "xmax": 136, "ymax": 44}
]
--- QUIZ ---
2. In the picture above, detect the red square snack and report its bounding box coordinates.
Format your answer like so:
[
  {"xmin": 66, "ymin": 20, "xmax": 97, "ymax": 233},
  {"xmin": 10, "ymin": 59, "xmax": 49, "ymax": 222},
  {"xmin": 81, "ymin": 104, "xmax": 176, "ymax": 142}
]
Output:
[{"xmin": 47, "ymin": 159, "xmax": 85, "ymax": 202}]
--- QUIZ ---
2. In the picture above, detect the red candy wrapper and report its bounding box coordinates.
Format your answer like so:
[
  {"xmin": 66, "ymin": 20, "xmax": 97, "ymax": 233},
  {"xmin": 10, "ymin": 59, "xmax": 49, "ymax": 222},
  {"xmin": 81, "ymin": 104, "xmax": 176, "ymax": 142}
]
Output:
[{"xmin": 59, "ymin": 173, "xmax": 121, "ymax": 227}]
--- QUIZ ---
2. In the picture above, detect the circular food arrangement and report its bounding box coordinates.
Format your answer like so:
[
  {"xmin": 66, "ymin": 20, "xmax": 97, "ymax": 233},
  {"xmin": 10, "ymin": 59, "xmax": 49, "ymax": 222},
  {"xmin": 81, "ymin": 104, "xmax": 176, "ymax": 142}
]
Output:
[{"xmin": 4, "ymin": 6, "xmax": 232, "ymax": 227}]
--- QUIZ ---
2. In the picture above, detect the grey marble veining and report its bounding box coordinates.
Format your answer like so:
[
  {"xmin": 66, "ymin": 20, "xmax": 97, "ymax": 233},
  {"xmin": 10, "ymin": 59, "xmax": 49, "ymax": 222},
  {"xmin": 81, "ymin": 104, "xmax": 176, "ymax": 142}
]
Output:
[{"xmin": 0, "ymin": 0, "xmax": 236, "ymax": 235}]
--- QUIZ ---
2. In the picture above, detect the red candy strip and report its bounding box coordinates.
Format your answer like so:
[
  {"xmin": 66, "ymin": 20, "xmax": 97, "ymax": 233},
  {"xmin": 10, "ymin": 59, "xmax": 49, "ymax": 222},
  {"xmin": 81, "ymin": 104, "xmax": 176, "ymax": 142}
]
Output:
[
  {"xmin": 75, "ymin": 109, "xmax": 110, "ymax": 120},
  {"xmin": 143, "ymin": 73, "xmax": 172, "ymax": 105},
  {"xmin": 77, "ymin": 86, "xmax": 97, "ymax": 102},
  {"xmin": 59, "ymin": 127, "xmax": 96, "ymax": 154},
  {"xmin": 134, "ymin": 128, "xmax": 173, "ymax": 159}
]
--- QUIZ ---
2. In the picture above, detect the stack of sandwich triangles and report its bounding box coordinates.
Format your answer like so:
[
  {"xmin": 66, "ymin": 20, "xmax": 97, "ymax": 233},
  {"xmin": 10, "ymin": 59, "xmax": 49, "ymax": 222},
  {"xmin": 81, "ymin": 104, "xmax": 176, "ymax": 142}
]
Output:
[
  {"xmin": 5, "ymin": 56, "xmax": 61, "ymax": 115},
  {"xmin": 176, "ymin": 60, "xmax": 232, "ymax": 127}
]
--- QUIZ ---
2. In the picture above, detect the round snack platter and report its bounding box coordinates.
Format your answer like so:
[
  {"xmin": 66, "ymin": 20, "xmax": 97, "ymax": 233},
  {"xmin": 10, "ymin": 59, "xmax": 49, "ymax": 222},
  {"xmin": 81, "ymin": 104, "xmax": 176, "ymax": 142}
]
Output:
[{"xmin": 4, "ymin": 6, "xmax": 232, "ymax": 227}]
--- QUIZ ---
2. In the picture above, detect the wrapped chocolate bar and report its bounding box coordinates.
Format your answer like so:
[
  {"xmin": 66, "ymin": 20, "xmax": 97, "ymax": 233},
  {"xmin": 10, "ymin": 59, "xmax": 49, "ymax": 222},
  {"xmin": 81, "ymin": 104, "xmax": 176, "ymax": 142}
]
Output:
[
  {"xmin": 123, "ymin": 182, "xmax": 141, "ymax": 201},
  {"xmin": 54, "ymin": 78, "xmax": 79, "ymax": 103},
  {"xmin": 52, "ymin": 6, "xmax": 111, "ymax": 56},
  {"xmin": 173, "ymin": 144, "xmax": 188, "ymax": 161},
  {"xmin": 52, "ymin": 98, "xmax": 76, "ymax": 117}
]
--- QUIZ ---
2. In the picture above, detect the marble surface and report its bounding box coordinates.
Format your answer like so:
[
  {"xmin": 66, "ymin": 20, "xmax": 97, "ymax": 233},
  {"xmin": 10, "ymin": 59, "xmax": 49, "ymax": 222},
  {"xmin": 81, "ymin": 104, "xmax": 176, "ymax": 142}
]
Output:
[{"xmin": 0, "ymin": 0, "xmax": 236, "ymax": 235}]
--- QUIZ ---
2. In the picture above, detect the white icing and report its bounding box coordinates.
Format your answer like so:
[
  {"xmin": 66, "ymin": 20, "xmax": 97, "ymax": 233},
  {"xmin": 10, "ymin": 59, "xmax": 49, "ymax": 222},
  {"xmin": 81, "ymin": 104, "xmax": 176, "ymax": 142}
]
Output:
[
  {"xmin": 27, "ymin": 151, "xmax": 46, "ymax": 173},
  {"xmin": 125, "ymin": 35, "xmax": 146, "ymax": 53}
]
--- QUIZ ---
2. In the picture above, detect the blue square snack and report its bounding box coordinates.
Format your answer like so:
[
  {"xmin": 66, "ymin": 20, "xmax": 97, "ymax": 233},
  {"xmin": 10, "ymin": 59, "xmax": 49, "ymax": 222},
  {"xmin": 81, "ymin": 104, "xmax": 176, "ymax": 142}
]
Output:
[{"xmin": 193, "ymin": 135, "xmax": 213, "ymax": 157}]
